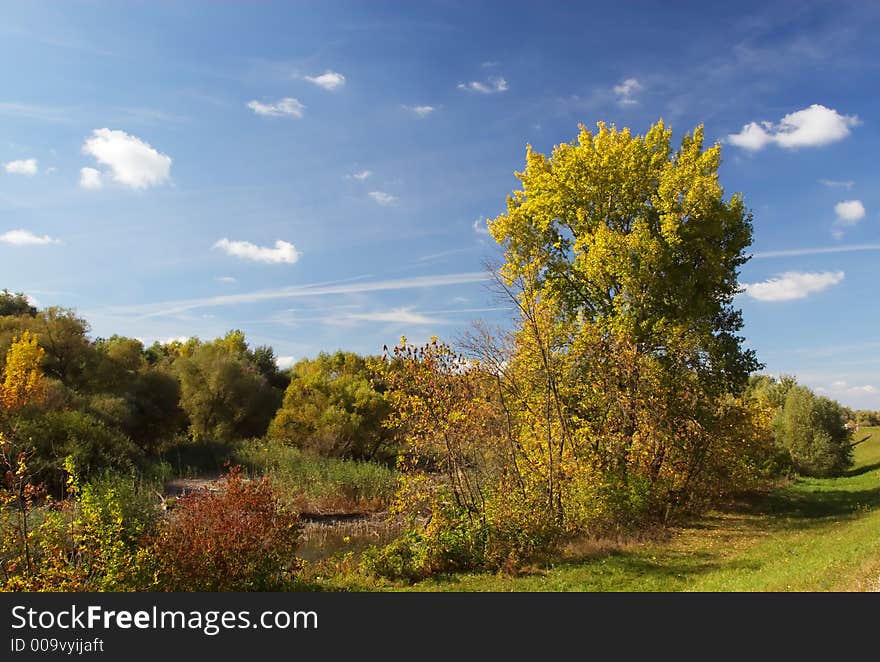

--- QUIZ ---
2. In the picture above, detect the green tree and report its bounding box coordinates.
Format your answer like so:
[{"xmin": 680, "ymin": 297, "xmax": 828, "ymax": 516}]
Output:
[
  {"xmin": 268, "ymin": 351, "xmax": 394, "ymax": 461},
  {"xmin": 481, "ymin": 120, "xmax": 762, "ymax": 523},
  {"xmin": 779, "ymin": 386, "xmax": 852, "ymax": 477},
  {"xmin": 0, "ymin": 290, "xmax": 37, "ymax": 317},
  {"xmin": 175, "ymin": 340, "xmax": 280, "ymax": 442}
]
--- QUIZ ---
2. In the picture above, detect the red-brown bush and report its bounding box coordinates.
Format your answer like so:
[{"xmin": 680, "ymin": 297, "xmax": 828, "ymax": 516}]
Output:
[{"xmin": 154, "ymin": 467, "xmax": 301, "ymax": 591}]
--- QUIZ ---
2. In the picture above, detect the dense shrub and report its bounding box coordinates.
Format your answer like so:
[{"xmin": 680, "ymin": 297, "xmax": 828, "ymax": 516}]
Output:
[
  {"xmin": 268, "ymin": 351, "xmax": 395, "ymax": 461},
  {"xmin": 12, "ymin": 410, "xmax": 142, "ymax": 498},
  {"xmin": 779, "ymin": 386, "xmax": 853, "ymax": 477},
  {"xmin": 153, "ymin": 468, "xmax": 302, "ymax": 591}
]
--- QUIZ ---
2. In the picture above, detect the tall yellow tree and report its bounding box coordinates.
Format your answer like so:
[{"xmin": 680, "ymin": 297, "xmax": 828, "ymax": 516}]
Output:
[{"xmin": 1, "ymin": 330, "xmax": 46, "ymax": 411}]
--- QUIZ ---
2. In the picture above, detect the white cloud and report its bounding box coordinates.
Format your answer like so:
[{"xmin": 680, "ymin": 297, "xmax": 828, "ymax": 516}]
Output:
[
  {"xmin": 457, "ymin": 77, "xmax": 508, "ymax": 94},
  {"xmin": 246, "ymin": 98, "xmax": 305, "ymax": 118},
  {"xmin": 303, "ymin": 70, "xmax": 346, "ymax": 91},
  {"xmin": 752, "ymin": 243, "xmax": 880, "ymax": 259},
  {"xmin": 819, "ymin": 179, "xmax": 854, "ymax": 189},
  {"xmin": 402, "ymin": 104, "xmax": 436, "ymax": 117},
  {"xmin": 728, "ymin": 104, "xmax": 860, "ymax": 151},
  {"xmin": 822, "ymin": 380, "xmax": 877, "ymax": 395},
  {"xmin": 4, "ymin": 158, "xmax": 38, "ymax": 175},
  {"xmin": 834, "ymin": 200, "xmax": 865, "ymax": 225},
  {"xmin": 742, "ymin": 271, "xmax": 845, "ymax": 301},
  {"xmin": 347, "ymin": 170, "xmax": 372, "ymax": 181},
  {"xmin": 613, "ymin": 78, "xmax": 642, "ymax": 105},
  {"xmin": 81, "ymin": 128, "xmax": 172, "ymax": 189},
  {"xmin": 341, "ymin": 308, "xmax": 442, "ymax": 325},
  {"xmin": 108, "ymin": 271, "xmax": 491, "ymax": 318},
  {"xmin": 0, "ymin": 229, "xmax": 60, "ymax": 246},
  {"xmin": 275, "ymin": 355, "xmax": 296, "ymax": 369},
  {"xmin": 79, "ymin": 167, "xmax": 103, "ymax": 189},
  {"xmin": 473, "ymin": 216, "xmax": 491, "ymax": 236},
  {"xmin": 215, "ymin": 276, "xmax": 237, "ymax": 283},
  {"xmin": 368, "ymin": 191, "xmax": 397, "ymax": 206},
  {"xmin": 213, "ymin": 238, "xmax": 301, "ymax": 264}
]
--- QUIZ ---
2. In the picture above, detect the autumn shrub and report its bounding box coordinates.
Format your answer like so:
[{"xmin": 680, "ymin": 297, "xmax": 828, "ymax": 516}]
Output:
[
  {"xmin": 1, "ymin": 457, "xmax": 161, "ymax": 592},
  {"xmin": 153, "ymin": 467, "xmax": 302, "ymax": 591}
]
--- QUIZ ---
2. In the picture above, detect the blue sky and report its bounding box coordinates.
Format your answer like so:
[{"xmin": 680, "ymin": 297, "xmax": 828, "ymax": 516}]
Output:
[{"xmin": 1, "ymin": 1, "xmax": 878, "ymax": 408}]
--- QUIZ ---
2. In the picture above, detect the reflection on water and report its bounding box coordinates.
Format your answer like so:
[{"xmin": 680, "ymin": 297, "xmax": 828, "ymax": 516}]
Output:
[{"xmin": 298, "ymin": 514, "xmax": 405, "ymax": 561}]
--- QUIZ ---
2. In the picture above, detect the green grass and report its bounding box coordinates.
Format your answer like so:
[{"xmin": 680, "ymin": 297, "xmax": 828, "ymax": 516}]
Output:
[{"xmin": 314, "ymin": 427, "xmax": 880, "ymax": 592}]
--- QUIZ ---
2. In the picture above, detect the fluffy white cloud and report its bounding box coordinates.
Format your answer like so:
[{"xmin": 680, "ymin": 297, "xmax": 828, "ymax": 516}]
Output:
[
  {"xmin": 742, "ymin": 271, "xmax": 845, "ymax": 301},
  {"xmin": 246, "ymin": 98, "xmax": 305, "ymax": 118},
  {"xmin": 457, "ymin": 77, "xmax": 508, "ymax": 94},
  {"xmin": 4, "ymin": 158, "xmax": 38, "ymax": 175},
  {"xmin": 213, "ymin": 238, "xmax": 301, "ymax": 264},
  {"xmin": 834, "ymin": 200, "xmax": 865, "ymax": 225},
  {"xmin": 347, "ymin": 170, "xmax": 371, "ymax": 180},
  {"xmin": 81, "ymin": 128, "xmax": 172, "ymax": 189},
  {"xmin": 79, "ymin": 167, "xmax": 103, "ymax": 189},
  {"xmin": 613, "ymin": 78, "xmax": 642, "ymax": 105},
  {"xmin": 728, "ymin": 104, "xmax": 859, "ymax": 151},
  {"xmin": 303, "ymin": 70, "xmax": 346, "ymax": 91},
  {"xmin": 0, "ymin": 229, "xmax": 60, "ymax": 246},
  {"xmin": 402, "ymin": 104, "xmax": 436, "ymax": 117},
  {"xmin": 368, "ymin": 191, "xmax": 397, "ymax": 206},
  {"xmin": 275, "ymin": 355, "xmax": 296, "ymax": 369}
]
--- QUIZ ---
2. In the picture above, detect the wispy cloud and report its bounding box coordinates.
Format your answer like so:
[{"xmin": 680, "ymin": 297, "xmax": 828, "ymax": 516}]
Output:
[
  {"xmin": 0, "ymin": 101, "xmax": 70, "ymax": 123},
  {"xmin": 0, "ymin": 229, "xmax": 61, "ymax": 246},
  {"xmin": 727, "ymin": 104, "xmax": 860, "ymax": 151},
  {"xmin": 82, "ymin": 128, "xmax": 172, "ymax": 189},
  {"xmin": 4, "ymin": 158, "xmax": 38, "ymax": 175},
  {"xmin": 108, "ymin": 272, "xmax": 491, "ymax": 318},
  {"xmin": 402, "ymin": 104, "xmax": 436, "ymax": 117},
  {"xmin": 337, "ymin": 308, "xmax": 444, "ymax": 326},
  {"xmin": 368, "ymin": 191, "xmax": 397, "ymax": 206},
  {"xmin": 752, "ymin": 243, "xmax": 880, "ymax": 259},
  {"xmin": 303, "ymin": 70, "xmax": 346, "ymax": 91},
  {"xmin": 213, "ymin": 238, "xmax": 301, "ymax": 264},
  {"xmin": 346, "ymin": 170, "xmax": 371, "ymax": 181},
  {"xmin": 742, "ymin": 270, "xmax": 845, "ymax": 301},
  {"xmin": 417, "ymin": 247, "xmax": 477, "ymax": 263},
  {"xmin": 457, "ymin": 76, "xmax": 508, "ymax": 94},
  {"xmin": 472, "ymin": 216, "xmax": 491, "ymax": 236},
  {"xmin": 613, "ymin": 78, "xmax": 642, "ymax": 105},
  {"xmin": 247, "ymin": 97, "xmax": 305, "ymax": 118},
  {"xmin": 79, "ymin": 167, "xmax": 102, "ymax": 190},
  {"xmin": 215, "ymin": 276, "xmax": 237, "ymax": 284},
  {"xmin": 819, "ymin": 179, "xmax": 854, "ymax": 189}
]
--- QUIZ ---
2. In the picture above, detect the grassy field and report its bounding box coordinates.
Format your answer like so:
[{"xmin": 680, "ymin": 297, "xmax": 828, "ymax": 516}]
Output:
[{"xmin": 307, "ymin": 427, "xmax": 880, "ymax": 591}]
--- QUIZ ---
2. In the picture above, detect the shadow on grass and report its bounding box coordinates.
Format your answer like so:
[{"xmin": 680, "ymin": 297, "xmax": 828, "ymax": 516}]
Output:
[
  {"xmin": 846, "ymin": 461, "xmax": 880, "ymax": 478},
  {"xmin": 730, "ymin": 484, "xmax": 880, "ymax": 523}
]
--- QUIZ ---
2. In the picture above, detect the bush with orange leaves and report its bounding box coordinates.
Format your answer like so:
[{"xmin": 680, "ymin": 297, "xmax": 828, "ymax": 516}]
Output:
[{"xmin": 153, "ymin": 467, "xmax": 302, "ymax": 591}]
